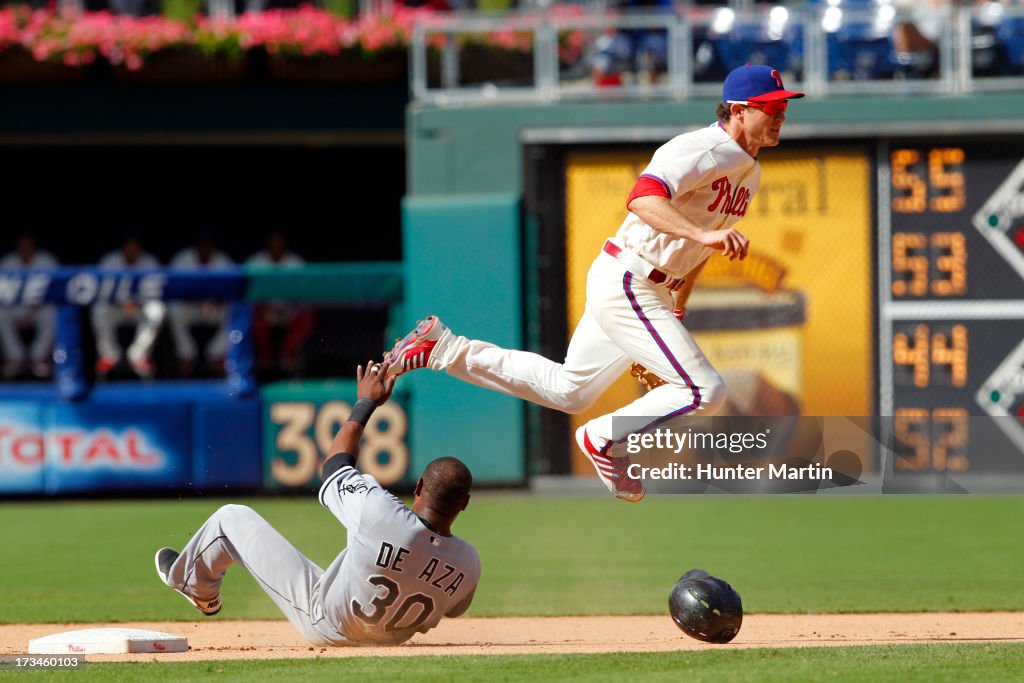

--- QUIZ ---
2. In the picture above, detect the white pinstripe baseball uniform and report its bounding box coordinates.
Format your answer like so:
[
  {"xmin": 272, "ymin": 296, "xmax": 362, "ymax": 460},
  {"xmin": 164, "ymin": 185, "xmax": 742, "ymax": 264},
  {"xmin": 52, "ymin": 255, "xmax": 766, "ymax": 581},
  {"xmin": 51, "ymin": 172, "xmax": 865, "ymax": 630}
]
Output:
[
  {"xmin": 387, "ymin": 65, "xmax": 803, "ymax": 501},
  {"xmin": 418, "ymin": 123, "xmax": 758, "ymax": 442}
]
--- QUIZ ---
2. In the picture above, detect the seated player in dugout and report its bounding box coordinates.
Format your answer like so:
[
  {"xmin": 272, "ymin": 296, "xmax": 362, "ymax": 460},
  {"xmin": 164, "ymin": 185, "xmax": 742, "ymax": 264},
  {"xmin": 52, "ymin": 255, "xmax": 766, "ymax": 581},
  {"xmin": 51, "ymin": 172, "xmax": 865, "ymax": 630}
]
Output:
[
  {"xmin": 167, "ymin": 229, "xmax": 234, "ymax": 377},
  {"xmin": 92, "ymin": 233, "xmax": 166, "ymax": 380},
  {"xmin": 245, "ymin": 231, "xmax": 317, "ymax": 379},
  {"xmin": 154, "ymin": 360, "xmax": 480, "ymax": 646},
  {"xmin": 0, "ymin": 231, "xmax": 59, "ymax": 380}
]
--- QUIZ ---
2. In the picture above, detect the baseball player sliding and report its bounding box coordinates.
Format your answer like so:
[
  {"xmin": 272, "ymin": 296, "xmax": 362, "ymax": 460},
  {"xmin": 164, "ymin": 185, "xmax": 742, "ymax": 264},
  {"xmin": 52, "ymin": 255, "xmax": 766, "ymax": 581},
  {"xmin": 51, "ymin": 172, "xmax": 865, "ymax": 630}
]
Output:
[
  {"xmin": 155, "ymin": 360, "xmax": 480, "ymax": 646},
  {"xmin": 385, "ymin": 65, "xmax": 804, "ymax": 503}
]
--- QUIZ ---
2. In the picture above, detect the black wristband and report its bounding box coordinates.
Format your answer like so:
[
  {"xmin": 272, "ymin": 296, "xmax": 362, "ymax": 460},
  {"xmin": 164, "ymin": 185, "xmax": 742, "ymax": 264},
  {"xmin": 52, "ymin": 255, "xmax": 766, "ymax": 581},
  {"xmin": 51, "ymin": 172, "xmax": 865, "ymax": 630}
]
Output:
[
  {"xmin": 322, "ymin": 452, "xmax": 356, "ymax": 481},
  {"xmin": 348, "ymin": 399, "xmax": 376, "ymax": 427}
]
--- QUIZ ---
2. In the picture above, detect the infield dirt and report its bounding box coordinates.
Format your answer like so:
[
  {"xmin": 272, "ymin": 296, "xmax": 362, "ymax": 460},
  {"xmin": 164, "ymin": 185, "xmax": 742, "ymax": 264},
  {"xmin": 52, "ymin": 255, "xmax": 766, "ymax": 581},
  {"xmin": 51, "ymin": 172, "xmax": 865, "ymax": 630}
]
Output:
[{"xmin": 3, "ymin": 613, "xmax": 1023, "ymax": 662}]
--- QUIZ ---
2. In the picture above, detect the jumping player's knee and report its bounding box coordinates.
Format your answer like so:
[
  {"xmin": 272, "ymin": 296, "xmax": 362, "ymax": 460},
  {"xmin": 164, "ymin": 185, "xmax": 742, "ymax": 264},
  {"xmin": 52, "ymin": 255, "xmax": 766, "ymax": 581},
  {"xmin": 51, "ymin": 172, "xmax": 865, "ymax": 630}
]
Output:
[
  {"xmin": 561, "ymin": 396, "xmax": 594, "ymax": 414},
  {"xmin": 697, "ymin": 375, "xmax": 728, "ymax": 415},
  {"xmin": 666, "ymin": 375, "xmax": 727, "ymax": 416},
  {"xmin": 559, "ymin": 384, "xmax": 604, "ymax": 414}
]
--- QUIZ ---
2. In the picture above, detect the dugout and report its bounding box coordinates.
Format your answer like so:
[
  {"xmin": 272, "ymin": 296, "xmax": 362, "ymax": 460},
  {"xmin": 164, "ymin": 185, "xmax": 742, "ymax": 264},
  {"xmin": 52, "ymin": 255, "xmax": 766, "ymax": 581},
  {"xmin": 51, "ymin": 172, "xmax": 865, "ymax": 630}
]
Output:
[{"xmin": 0, "ymin": 81, "xmax": 416, "ymax": 497}]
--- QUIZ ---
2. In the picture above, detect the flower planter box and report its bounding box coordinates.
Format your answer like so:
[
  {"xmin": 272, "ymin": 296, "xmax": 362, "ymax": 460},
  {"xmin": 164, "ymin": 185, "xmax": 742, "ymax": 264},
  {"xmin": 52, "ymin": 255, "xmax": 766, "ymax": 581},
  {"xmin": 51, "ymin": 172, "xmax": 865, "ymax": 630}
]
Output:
[
  {"xmin": 428, "ymin": 45, "xmax": 534, "ymax": 87},
  {"xmin": 460, "ymin": 44, "xmax": 533, "ymax": 84},
  {"xmin": 0, "ymin": 48, "xmax": 92, "ymax": 84},
  {"xmin": 112, "ymin": 49, "xmax": 249, "ymax": 85},
  {"xmin": 267, "ymin": 49, "xmax": 406, "ymax": 85}
]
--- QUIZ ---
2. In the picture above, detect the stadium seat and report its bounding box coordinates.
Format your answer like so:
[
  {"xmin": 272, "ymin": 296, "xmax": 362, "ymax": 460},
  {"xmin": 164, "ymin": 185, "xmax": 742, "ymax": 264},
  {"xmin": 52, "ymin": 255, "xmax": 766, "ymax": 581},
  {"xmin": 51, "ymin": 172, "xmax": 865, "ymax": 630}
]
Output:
[
  {"xmin": 692, "ymin": 25, "xmax": 731, "ymax": 83},
  {"xmin": 972, "ymin": 22, "xmax": 1010, "ymax": 77},
  {"xmin": 996, "ymin": 16, "xmax": 1024, "ymax": 75},
  {"xmin": 828, "ymin": 20, "xmax": 897, "ymax": 81},
  {"xmin": 705, "ymin": 18, "xmax": 805, "ymax": 83}
]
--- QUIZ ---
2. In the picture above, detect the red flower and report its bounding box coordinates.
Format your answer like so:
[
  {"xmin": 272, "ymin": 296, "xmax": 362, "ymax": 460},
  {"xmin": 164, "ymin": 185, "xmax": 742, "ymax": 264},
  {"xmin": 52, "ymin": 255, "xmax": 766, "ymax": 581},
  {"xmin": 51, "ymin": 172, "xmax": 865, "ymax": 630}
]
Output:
[{"xmin": 0, "ymin": 3, "xmax": 588, "ymax": 71}]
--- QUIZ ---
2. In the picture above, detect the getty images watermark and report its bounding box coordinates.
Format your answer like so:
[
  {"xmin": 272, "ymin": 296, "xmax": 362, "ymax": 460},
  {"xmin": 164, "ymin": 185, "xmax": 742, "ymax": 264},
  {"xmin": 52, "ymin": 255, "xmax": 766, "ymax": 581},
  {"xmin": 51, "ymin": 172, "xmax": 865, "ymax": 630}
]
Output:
[
  {"xmin": 624, "ymin": 426, "xmax": 833, "ymax": 482},
  {"xmin": 610, "ymin": 415, "xmax": 1024, "ymax": 494}
]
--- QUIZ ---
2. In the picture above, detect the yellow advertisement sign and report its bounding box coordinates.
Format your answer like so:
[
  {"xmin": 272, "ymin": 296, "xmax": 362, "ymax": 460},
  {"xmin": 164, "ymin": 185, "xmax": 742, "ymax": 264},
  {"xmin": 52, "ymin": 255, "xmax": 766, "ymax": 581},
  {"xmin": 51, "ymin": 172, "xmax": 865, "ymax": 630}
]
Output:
[{"xmin": 564, "ymin": 146, "xmax": 872, "ymax": 473}]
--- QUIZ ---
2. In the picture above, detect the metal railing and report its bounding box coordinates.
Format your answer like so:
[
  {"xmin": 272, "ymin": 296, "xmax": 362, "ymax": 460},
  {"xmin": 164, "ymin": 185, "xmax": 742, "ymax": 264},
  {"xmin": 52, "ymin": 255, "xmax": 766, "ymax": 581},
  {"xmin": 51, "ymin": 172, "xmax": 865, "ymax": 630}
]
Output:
[{"xmin": 410, "ymin": 3, "xmax": 1024, "ymax": 105}]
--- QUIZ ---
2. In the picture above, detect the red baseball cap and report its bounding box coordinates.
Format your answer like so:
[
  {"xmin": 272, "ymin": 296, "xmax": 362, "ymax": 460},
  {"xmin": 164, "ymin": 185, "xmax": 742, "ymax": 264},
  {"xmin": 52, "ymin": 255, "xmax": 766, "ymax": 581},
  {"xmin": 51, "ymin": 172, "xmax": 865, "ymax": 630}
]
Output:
[{"xmin": 723, "ymin": 65, "xmax": 805, "ymax": 103}]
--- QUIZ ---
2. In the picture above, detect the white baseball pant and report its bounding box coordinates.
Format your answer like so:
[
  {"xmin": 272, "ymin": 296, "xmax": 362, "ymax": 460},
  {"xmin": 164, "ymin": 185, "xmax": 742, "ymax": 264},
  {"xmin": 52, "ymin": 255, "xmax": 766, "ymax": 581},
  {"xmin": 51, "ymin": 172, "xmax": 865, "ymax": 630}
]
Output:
[
  {"xmin": 430, "ymin": 249, "xmax": 727, "ymax": 448},
  {"xmin": 167, "ymin": 302, "xmax": 229, "ymax": 361},
  {"xmin": 0, "ymin": 305, "xmax": 56, "ymax": 364},
  {"xmin": 91, "ymin": 301, "xmax": 166, "ymax": 363}
]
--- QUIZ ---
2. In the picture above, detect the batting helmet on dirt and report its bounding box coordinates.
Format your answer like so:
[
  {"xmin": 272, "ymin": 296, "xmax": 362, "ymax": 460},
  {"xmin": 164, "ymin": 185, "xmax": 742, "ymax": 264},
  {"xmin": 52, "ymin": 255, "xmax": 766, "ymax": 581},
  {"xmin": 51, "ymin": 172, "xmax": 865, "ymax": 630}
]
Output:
[{"xmin": 668, "ymin": 569, "xmax": 743, "ymax": 643}]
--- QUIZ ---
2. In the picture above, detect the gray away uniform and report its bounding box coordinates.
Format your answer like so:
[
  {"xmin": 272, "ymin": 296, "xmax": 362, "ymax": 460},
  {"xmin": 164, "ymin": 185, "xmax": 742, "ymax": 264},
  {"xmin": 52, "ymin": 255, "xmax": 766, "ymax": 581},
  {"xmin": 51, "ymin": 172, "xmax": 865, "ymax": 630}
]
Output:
[{"xmin": 160, "ymin": 461, "xmax": 481, "ymax": 646}]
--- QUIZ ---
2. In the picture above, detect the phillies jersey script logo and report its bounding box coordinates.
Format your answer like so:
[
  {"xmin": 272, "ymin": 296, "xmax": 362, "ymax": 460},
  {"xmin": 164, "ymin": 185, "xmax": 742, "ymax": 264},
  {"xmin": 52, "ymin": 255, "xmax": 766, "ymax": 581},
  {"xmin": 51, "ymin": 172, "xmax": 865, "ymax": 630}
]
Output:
[{"xmin": 707, "ymin": 176, "xmax": 752, "ymax": 217}]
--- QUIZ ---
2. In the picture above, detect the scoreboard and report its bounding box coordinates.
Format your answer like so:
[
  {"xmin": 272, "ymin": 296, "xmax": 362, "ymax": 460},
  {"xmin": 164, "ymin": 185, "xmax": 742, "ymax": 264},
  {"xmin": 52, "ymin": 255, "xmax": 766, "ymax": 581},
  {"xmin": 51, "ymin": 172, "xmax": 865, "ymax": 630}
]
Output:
[
  {"xmin": 879, "ymin": 141, "xmax": 1024, "ymax": 477},
  {"xmin": 551, "ymin": 138, "xmax": 1024, "ymax": 486}
]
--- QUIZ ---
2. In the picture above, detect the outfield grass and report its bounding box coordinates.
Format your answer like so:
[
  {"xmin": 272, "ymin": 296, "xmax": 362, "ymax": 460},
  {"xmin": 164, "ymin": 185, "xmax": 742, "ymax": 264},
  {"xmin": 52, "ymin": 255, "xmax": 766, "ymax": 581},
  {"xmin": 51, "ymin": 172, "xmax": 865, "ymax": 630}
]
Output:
[
  {"xmin": 31, "ymin": 644, "xmax": 1024, "ymax": 683},
  {"xmin": 1, "ymin": 495, "xmax": 1023, "ymax": 623}
]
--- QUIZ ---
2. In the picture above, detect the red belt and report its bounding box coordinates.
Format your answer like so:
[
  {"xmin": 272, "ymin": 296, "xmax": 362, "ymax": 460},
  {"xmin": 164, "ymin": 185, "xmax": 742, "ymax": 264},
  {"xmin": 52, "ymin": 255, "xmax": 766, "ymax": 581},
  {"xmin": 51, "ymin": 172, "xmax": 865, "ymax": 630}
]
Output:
[{"xmin": 602, "ymin": 241, "xmax": 684, "ymax": 291}]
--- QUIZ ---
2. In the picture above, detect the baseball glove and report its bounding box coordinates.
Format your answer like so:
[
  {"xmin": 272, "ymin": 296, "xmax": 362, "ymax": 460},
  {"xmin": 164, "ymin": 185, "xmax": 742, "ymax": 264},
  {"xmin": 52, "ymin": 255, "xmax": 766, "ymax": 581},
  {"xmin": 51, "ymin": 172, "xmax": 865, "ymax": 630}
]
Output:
[
  {"xmin": 629, "ymin": 308, "xmax": 686, "ymax": 391},
  {"xmin": 630, "ymin": 362, "xmax": 667, "ymax": 390}
]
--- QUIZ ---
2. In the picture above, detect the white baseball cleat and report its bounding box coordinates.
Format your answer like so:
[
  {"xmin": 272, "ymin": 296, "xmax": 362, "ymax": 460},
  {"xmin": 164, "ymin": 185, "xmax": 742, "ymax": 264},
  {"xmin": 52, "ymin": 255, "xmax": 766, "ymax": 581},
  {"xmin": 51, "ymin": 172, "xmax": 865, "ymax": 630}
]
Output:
[
  {"xmin": 154, "ymin": 547, "xmax": 222, "ymax": 617},
  {"xmin": 575, "ymin": 426, "xmax": 645, "ymax": 503},
  {"xmin": 384, "ymin": 316, "xmax": 448, "ymax": 379}
]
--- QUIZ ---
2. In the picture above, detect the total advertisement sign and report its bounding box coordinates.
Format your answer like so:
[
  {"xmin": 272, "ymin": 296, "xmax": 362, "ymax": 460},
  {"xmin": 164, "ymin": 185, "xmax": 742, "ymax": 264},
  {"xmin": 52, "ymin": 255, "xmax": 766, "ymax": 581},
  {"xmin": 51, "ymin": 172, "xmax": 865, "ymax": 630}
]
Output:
[{"xmin": 0, "ymin": 401, "xmax": 191, "ymax": 494}]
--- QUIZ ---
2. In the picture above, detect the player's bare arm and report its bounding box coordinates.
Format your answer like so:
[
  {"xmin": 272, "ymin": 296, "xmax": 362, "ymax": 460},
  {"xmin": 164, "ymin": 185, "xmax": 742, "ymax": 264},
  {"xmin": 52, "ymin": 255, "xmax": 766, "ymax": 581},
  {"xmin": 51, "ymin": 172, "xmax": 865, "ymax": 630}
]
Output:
[
  {"xmin": 627, "ymin": 195, "xmax": 749, "ymax": 261},
  {"xmin": 327, "ymin": 360, "xmax": 396, "ymax": 461}
]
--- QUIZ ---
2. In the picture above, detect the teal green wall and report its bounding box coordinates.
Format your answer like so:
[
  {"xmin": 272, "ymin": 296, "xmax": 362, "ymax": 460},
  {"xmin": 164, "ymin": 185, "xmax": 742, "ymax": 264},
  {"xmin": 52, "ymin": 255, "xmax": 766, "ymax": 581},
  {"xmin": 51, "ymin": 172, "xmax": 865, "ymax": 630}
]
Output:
[
  {"xmin": 407, "ymin": 92, "xmax": 1024, "ymax": 195},
  {"xmin": 245, "ymin": 263, "xmax": 403, "ymax": 303},
  {"xmin": 401, "ymin": 194, "xmax": 525, "ymax": 484}
]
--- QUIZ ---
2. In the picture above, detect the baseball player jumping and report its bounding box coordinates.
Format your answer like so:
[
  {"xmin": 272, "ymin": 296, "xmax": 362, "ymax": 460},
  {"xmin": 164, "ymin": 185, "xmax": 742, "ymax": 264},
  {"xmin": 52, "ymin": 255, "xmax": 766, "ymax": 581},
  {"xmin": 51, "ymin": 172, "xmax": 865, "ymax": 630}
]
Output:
[
  {"xmin": 154, "ymin": 360, "xmax": 480, "ymax": 646},
  {"xmin": 385, "ymin": 65, "xmax": 803, "ymax": 503}
]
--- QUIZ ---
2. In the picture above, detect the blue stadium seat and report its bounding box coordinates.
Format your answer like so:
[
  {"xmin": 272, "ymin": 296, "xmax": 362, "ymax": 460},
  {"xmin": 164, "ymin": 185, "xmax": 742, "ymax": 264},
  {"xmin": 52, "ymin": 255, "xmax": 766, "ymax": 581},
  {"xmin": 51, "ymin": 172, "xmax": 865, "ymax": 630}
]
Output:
[
  {"xmin": 706, "ymin": 19, "xmax": 805, "ymax": 83},
  {"xmin": 972, "ymin": 20, "xmax": 1011, "ymax": 77},
  {"xmin": 692, "ymin": 25, "xmax": 731, "ymax": 83},
  {"xmin": 997, "ymin": 16, "xmax": 1024, "ymax": 74},
  {"xmin": 828, "ymin": 21, "xmax": 897, "ymax": 81}
]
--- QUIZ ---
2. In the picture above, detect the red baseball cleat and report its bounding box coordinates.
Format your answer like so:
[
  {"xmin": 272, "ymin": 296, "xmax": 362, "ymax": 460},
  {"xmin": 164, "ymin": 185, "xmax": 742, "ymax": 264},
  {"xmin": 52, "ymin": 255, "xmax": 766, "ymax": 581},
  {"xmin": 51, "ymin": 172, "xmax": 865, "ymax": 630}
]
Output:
[
  {"xmin": 384, "ymin": 316, "xmax": 448, "ymax": 379},
  {"xmin": 95, "ymin": 356, "xmax": 118, "ymax": 377},
  {"xmin": 575, "ymin": 426, "xmax": 645, "ymax": 503}
]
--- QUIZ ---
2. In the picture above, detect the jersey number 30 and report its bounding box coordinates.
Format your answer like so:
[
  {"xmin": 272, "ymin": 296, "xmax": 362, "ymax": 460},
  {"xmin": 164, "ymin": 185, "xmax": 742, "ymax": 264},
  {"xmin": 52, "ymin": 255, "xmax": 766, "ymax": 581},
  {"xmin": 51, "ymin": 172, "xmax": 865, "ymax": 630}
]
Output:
[{"xmin": 352, "ymin": 575, "xmax": 435, "ymax": 632}]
